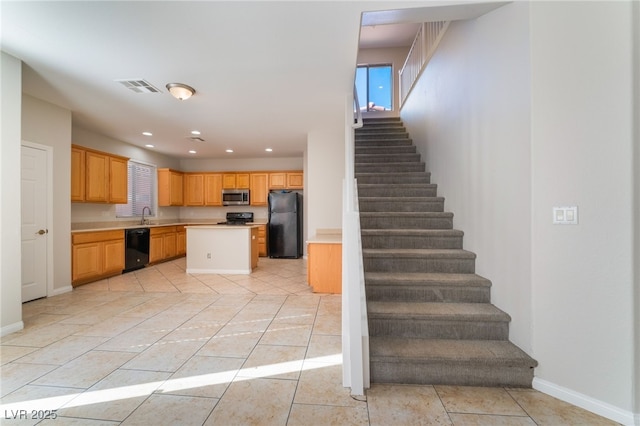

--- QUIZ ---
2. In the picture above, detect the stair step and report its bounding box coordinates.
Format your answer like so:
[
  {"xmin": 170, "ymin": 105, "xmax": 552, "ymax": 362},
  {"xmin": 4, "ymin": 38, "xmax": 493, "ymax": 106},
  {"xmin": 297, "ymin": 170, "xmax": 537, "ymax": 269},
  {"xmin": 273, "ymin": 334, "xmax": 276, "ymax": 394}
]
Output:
[
  {"xmin": 357, "ymin": 184, "xmax": 437, "ymax": 198},
  {"xmin": 363, "ymin": 249, "xmax": 476, "ymax": 273},
  {"xmin": 356, "ymin": 126, "xmax": 407, "ymax": 134},
  {"xmin": 355, "ymin": 145, "xmax": 417, "ymax": 155},
  {"xmin": 359, "ymin": 122, "xmax": 405, "ymax": 129},
  {"xmin": 355, "ymin": 153, "xmax": 422, "ymax": 163},
  {"xmin": 355, "ymin": 139, "xmax": 414, "ymax": 147},
  {"xmin": 362, "ymin": 117, "xmax": 402, "ymax": 124},
  {"xmin": 355, "ymin": 162, "xmax": 425, "ymax": 173},
  {"xmin": 359, "ymin": 212, "xmax": 453, "ymax": 229},
  {"xmin": 356, "ymin": 172, "xmax": 431, "ymax": 184},
  {"xmin": 368, "ymin": 301, "xmax": 510, "ymax": 340},
  {"xmin": 369, "ymin": 337, "xmax": 537, "ymax": 387},
  {"xmin": 356, "ymin": 133, "xmax": 410, "ymax": 141},
  {"xmin": 362, "ymin": 229, "xmax": 463, "ymax": 249},
  {"xmin": 359, "ymin": 196, "xmax": 444, "ymax": 213},
  {"xmin": 365, "ymin": 272, "xmax": 491, "ymax": 303}
]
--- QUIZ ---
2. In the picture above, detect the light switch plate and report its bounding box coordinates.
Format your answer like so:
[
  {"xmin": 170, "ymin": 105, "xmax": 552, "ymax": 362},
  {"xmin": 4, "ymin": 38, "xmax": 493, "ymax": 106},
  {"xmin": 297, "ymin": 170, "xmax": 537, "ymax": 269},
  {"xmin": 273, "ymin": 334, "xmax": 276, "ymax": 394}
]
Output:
[{"xmin": 553, "ymin": 206, "xmax": 578, "ymax": 225}]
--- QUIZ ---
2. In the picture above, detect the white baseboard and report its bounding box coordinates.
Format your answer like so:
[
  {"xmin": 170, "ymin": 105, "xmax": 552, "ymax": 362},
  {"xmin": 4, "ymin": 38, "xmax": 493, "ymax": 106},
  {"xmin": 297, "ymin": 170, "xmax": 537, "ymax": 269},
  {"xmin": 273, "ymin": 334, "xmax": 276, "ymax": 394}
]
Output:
[
  {"xmin": 51, "ymin": 285, "xmax": 73, "ymax": 297},
  {"xmin": 1, "ymin": 321, "xmax": 24, "ymax": 337},
  {"xmin": 533, "ymin": 377, "xmax": 637, "ymax": 425}
]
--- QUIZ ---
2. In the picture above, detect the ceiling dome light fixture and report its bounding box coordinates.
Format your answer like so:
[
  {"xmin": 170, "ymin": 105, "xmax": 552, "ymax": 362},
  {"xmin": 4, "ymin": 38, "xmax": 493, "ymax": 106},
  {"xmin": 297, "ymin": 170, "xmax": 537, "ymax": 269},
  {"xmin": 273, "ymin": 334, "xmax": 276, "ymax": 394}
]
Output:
[{"xmin": 166, "ymin": 83, "xmax": 195, "ymax": 100}]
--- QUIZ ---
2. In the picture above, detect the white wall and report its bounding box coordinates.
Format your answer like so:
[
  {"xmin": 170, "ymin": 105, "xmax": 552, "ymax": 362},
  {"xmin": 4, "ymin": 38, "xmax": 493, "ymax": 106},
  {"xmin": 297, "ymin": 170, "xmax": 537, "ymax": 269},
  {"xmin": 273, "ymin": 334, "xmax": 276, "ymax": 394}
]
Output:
[
  {"xmin": 306, "ymin": 115, "xmax": 345, "ymax": 237},
  {"xmin": 529, "ymin": 1, "xmax": 634, "ymax": 417},
  {"xmin": 22, "ymin": 95, "xmax": 72, "ymax": 294},
  {"xmin": 402, "ymin": 2, "xmax": 533, "ymax": 352},
  {"xmin": 0, "ymin": 52, "xmax": 23, "ymax": 335},
  {"xmin": 402, "ymin": 1, "xmax": 637, "ymax": 421},
  {"xmin": 179, "ymin": 157, "xmax": 303, "ymax": 172}
]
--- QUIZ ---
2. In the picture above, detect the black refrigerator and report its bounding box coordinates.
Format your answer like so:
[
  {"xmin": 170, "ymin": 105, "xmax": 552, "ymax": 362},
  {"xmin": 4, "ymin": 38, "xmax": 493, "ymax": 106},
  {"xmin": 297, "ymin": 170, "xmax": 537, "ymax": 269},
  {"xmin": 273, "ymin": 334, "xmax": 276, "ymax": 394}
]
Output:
[{"xmin": 268, "ymin": 191, "xmax": 303, "ymax": 258}]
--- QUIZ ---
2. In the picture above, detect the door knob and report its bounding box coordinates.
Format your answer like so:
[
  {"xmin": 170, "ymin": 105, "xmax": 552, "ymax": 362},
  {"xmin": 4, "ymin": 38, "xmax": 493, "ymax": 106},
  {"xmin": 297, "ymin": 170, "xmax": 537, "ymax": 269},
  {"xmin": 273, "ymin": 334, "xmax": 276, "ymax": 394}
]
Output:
[{"xmin": 36, "ymin": 229, "xmax": 48, "ymax": 235}]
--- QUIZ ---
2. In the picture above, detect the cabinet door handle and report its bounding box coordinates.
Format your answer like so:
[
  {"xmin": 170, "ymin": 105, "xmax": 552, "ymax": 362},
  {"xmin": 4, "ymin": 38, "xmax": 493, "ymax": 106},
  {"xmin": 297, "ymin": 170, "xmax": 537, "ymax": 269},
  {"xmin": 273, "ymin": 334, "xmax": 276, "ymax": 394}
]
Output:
[{"xmin": 36, "ymin": 229, "xmax": 48, "ymax": 235}]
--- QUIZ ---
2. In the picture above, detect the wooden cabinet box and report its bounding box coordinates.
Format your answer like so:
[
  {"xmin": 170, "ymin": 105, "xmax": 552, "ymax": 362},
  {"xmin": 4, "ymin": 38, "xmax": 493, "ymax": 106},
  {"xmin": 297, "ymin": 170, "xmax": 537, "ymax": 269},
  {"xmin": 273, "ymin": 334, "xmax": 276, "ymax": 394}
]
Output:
[
  {"xmin": 71, "ymin": 146, "xmax": 85, "ymax": 202},
  {"xmin": 257, "ymin": 224, "xmax": 267, "ymax": 257},
  {"xmin": 204, "ymin": 174, "xmax": 223, "ymax": 206},
  {"xmin": 176, "ymin": 226, "xmax": 187, "ymax": 256},
  {"xmin": 287, "ymin": 172, "xmax": 303, "ymax": 189},
  {"xmin": 72, "ymin": 230, "xmax": 124, "ymax": 286},
  {"xmin": 71, "ymin": 145, "xmax": 128, "ymax": 204},
  {"xmin": 223, "ymin": 173, "xmax": 249, "ymax": 189},
  {"xmin": 250, "ymin": 173, "xmax": 268, "ymax": 206},
  {"xmin": 183, "ymin": 173, "xmax": 223, "ymax": 207},
  {"xmin": 269, "ymin": 171, "xmax": 303, "ymax": 190},
  {"xmin": 109, "ymin": 156, "xmax": 129, "ymax": 203},
  {"xmin": 150, "ymin": 226, "xmax": 183, "ymax": 263},
  {"xmin": 158, "ymin": 169, "xmax": 184, "ymax": 206},
  {"xmin": 307, "ymin": 242, "xmax": 342, "ymax": 294},
  {"xmin": 251, "ymin": 227, "xmax": 259, "ymax": 269},
  {"xmin": 184, "ymin": 174, "xmax": 205, "ymax": 206}
]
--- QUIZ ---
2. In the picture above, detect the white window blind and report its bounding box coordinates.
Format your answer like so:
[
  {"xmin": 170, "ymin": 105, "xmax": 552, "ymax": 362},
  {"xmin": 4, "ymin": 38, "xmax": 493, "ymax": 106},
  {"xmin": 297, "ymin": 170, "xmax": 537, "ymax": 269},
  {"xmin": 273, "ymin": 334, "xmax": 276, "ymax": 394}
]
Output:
[{"xmin": 115, "ymin": 160, "xmax": 156, "ymax": 217}]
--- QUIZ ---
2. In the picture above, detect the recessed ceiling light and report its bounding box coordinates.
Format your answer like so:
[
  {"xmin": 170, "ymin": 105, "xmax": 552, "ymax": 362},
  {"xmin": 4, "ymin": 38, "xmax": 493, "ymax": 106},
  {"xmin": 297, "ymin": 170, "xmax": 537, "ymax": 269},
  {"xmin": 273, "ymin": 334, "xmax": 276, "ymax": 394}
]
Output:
[
  {"xmin": 142, "ymin": 132, "xmax": 153, "ymax": 136},
  {"xmin": 265, "ymin": 148, "xmax": 273, "ymax": 152},
  {"xmin": 191, "ymin": 130, "xmax": 201, "ymax": 135},
  {"xmin": 225, "ymin": 149, "xmax": 234, "ymax": 153},
  {"xmin": 145, "ymin": 144, "xmax": 154, "ymax": 148},
  {"xmin": 188, "ymin": 150, "xmax": 197, "ymax": 154}
]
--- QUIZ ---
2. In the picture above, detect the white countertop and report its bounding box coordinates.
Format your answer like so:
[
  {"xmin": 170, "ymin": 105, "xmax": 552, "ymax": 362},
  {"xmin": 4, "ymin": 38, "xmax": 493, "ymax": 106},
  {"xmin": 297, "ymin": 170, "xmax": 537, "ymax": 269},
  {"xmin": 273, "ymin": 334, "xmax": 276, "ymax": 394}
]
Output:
[
  {"xmin": 185, "ymin": 224, "xmax": 260, "ymax": 230},
  {"xmin": 71, "ymin": 220, "xmax": 267, "ymax": 233},
  {"xmin": 307, "ymin": 229, "xmax": 342, "ymax": 244}
]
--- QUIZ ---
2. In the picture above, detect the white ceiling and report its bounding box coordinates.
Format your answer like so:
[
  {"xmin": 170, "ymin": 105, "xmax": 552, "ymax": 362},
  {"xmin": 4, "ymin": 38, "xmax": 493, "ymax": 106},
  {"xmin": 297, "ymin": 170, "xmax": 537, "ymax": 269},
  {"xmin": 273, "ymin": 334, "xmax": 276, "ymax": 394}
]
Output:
[{"xmin": 1, "ymin": 1, "xmax": 506, "ymax": 159}]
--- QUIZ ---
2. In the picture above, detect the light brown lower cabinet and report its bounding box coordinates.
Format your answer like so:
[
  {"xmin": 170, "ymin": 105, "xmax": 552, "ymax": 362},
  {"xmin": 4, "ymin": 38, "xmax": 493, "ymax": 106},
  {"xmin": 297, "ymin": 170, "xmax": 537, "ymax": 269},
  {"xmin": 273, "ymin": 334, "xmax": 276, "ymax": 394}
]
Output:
[
  {"xmin": 149, "ymin": 226, "xmax": 184, "ymax": 263},
  {"xmin": 72, "ymin": 230, "xmax": 124, "ymax": 286},
  {"xmin": 251, "ymin": 227, "xmax": 259, "ymax": 269},
  {"xmin": 257, "ymin": 224, "xmax": 267, "ymax": 257},
  {"xmin": 176, "ymin": 226, "xmax": 186, "ymax": 255},
  {"xmin": 307, "ymin": 242, "xmax": 342, "ymax": 294}
]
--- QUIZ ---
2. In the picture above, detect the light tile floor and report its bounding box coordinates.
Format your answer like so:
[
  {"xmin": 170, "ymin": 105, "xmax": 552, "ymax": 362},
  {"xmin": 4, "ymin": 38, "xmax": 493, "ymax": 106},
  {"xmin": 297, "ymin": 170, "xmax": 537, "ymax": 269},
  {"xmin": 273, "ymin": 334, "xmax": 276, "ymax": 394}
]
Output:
[{"xmin": 1, "ymin": 258, "xmax": 618, "ymax": 425}]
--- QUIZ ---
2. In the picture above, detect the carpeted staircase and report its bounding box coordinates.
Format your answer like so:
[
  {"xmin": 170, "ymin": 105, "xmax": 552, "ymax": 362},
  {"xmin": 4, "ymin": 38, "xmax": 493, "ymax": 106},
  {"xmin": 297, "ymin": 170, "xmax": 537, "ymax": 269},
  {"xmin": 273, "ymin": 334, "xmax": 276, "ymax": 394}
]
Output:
[{"xmin": 356, "ymin": 117, "xmax": 537, "ymax": 387}]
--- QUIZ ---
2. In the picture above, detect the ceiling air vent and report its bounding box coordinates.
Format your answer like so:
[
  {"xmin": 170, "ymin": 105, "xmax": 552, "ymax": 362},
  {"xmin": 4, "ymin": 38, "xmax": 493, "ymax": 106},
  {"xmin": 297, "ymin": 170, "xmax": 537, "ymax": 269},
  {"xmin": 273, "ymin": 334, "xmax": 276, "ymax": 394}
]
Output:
[
  {"xmin": 189, "ymin": 137, "xmax": 205, "ymax": 142},
  {"xmin": 115, "ymin": 79, "xmax": 161, "ymax": 94}
]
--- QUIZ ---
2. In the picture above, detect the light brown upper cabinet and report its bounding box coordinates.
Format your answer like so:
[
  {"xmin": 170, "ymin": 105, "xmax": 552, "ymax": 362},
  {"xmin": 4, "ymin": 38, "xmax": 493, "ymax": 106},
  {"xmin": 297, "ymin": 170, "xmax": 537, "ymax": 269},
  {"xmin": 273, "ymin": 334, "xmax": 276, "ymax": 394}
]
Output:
[
  {"xmin": 222, "ymin": 173, "xmax": 250, "ymax": 189},
  {"xmin": 250, "ymin": 173, "xmax": 268, "ymax": 206},
  {"xmin": 71, "ymin": 146, "xmax": 85, "ymax": 202},
  {"xmin": 184, "ymin": 173, "xmax": 205, "ymax": 206},
  {"xmin": 109, "ymin": 156, "xmax": 128, "ymax": 203},
  {"xmin": 286, "ymin": 172, "xmax": 303, "ymax": 189},
  {"xmin": 269, "ymin": 171, "xmax": 303, "ymax": 190},
  {"xmin": 204, "ymin": 173, "xmax": 223, "ymax": 206},
  {"xmin": 158, "ymin": 168, "xmax": 184, "ymax": 206},
  {"xmin": 184, "ymin": 173, "xmax": 224, "ymax": 206},
  {"xmin": 71, "ymin": 145, "xmax": 128, "ymax": 204}
]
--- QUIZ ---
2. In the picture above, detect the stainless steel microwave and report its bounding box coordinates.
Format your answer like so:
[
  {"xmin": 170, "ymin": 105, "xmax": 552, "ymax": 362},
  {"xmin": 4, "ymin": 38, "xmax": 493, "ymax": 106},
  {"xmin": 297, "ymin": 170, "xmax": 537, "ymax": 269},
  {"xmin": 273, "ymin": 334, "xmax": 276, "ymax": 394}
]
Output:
[{"xmin": 222, "ymin": 189, "xmax": 250, "ymax": 206}]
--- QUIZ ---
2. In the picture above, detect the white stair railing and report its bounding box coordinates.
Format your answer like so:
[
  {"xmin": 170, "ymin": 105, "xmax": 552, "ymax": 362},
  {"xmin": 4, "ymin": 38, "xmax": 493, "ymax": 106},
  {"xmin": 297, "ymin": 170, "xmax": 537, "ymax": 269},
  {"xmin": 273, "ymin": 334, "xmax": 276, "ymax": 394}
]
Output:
[
  {"xmin": 399, "ymin": 21, "xmax": 450, "ymax": 108},
  {"xmin": 342, "ymin": 87, "xmax": 369, "ymax": 395}
]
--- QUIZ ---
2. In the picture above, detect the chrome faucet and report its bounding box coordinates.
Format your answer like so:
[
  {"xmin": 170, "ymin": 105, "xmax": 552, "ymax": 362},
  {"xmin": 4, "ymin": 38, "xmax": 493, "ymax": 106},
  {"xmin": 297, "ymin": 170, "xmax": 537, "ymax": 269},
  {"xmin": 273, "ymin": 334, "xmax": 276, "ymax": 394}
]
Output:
[{"xmin": 141, "ymin": 206, "xmax": 152, "ymax": 225}]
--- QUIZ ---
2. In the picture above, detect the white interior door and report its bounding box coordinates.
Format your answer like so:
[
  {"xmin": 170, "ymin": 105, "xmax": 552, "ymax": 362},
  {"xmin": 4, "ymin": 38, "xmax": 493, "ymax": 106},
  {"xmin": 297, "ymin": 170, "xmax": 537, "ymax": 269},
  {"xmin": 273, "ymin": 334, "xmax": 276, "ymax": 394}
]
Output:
[{"xmin": 21, "ymin": 144, "xmax": 49, "ymax": 302}]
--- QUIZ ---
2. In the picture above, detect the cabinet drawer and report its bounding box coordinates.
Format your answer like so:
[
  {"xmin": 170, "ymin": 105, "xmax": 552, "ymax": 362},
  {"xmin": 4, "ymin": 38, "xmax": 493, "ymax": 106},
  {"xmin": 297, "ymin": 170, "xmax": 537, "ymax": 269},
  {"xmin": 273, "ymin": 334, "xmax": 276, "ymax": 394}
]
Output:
[
  {"xmin": 150, "ymin": 226, "xmax": 177, "ymax": 235},
  {"xmin": 72, "ymin": 230, "xmax": 124, "ymax": 244}
]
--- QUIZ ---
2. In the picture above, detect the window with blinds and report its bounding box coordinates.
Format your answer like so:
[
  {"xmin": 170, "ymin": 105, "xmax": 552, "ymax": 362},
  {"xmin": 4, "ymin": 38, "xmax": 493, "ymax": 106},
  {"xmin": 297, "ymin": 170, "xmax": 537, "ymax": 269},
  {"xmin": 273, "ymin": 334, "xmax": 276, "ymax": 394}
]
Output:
[{"xmin": 115, "ymin": 160, "xmax": 156, "ymax": 217}]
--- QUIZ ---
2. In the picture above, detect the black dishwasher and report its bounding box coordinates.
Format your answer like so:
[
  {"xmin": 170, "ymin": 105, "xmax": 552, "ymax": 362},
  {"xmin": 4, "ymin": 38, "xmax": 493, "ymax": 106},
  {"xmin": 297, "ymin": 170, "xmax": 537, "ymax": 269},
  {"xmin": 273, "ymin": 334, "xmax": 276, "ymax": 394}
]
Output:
[{"xmin": 124, "ymin": 228, "xmax": 150, "ymax": 273}]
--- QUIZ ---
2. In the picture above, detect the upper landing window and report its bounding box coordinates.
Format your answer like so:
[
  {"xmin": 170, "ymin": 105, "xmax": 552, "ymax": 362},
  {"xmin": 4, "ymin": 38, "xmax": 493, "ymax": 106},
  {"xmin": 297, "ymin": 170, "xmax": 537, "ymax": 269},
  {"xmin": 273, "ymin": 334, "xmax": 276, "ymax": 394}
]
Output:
[{"xmin": 356, "ymin": 64, "xmax": 393, "ymax": 112}]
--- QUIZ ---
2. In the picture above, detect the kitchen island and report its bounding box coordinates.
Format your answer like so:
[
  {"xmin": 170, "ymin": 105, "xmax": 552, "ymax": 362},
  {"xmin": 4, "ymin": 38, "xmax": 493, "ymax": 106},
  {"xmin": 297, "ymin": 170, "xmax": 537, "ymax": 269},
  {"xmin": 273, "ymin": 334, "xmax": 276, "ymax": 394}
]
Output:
[{"xmin": 185, "ymin": 225, "xmax": 259, "ymax": 274}]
